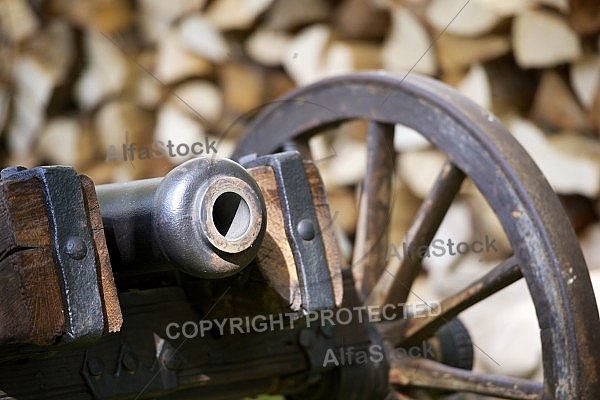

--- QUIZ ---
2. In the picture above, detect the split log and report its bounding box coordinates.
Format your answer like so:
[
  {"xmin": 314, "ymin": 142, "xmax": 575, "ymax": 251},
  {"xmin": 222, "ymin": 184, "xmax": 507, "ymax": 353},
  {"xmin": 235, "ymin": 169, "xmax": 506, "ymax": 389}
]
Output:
[
  {"xmin": 154, "ymin": 103, "xmax": 207, "ymax": 165},
  {"xmin": 26, "ymin": 21, "xmax": 75, "ymax": 87},
  {"xmin": 265, "ymin": 70, "xmax": 296, "ymax": 102},
  {"xmin": 456, "ymin": 63, "xmax": 491, "ymax": 110},
  {"xmin": 484, "ymin": 56, "xmax": 538, "ymax": 115},
  {"xmin": 399, "ymin": 149, "xmax": 447, "ymax": 199},
  {"xmin": 513, "ymin": 10, "xmax": 582, "ymax": 68},
  {"xmin": 548, "ymin": 133, "xmax": 600, "ymax": 171},
  {"xmin": 282, "ymin": 24, "xmax": 330, "ymax": 85},
  {"xmin": 132, "ymin": 52, "xmax": 165, "ymax": 109},
  {"xmin": 75, "ymin": 30, "xmax": 128, "ymax": 110},
  {"xmin": 325, "ymin": 40, "xmax": 382, "ymax": 73},
  {"xmin": 6, "ymin": 21, "xmax": 75, "ymax": 155},
  {"xmin": 138, "ymin": 0, "xmax": 206, "ymax": 27},
  {"xmin": 0, "ymin": 0, "xmax": 38, "ymax": 43},
  {"xmin": 435, "ymin": 34, "xmax": 510, "ymax": 73},
  {"xmin": 383, "ymin": 7, "xmax": 436, "ymax": 76},
  {"xmin": 587, "ymin": 81, "xmax": 600, "ymax": 133},
  {"xmin": 570, "ymin": 55, "xmax": 600, "ymax": 109},
  {"xmin": 464, "ymin": 190, "xmax": 512, "ymax": 259},
  {"xmin": 422, "ymin": 200, "xmax": 475, "ymax": 296},
  {"xmin": 206, "ymin": 0, "xmax": 274, "ymax": 31},
  {"xmin": 426, "ymin": 0, "xmax": 501, "ymax": 37},
  {"xmin": 47, "ymin": 0, "xmax": 133, "ymax": 34},
  {"xmin": 508, "ymin": 117, "xmax": 600, "ymax": 196},
  {"xmin": 569, "ymin": 0, "xmax": 600, "ymax": 35},
  {"xmin": 169, "ymin": 80, "xmax": 223, "ymax": 124},
  {"xmin": 220, "ymin": 63, "xmax": 266, "ymax": 116},
  {"xmin": 263, "ymin": 0, "xmax": 330, "ymax": 30},
  {"xmin": 327, "ymin": 188, "xmax": 358, "ymax": 236},
  {"xmin": 334, "ymin": 0, "xmax": 391, "ymax": 40},
  {"xmin": 178, "ymin": 14, "xmax": 229, "ymax": 63},
  {"xmin": 460, "ymin": 277, "xmax": 542, "ymax": 377},
  {"xmin": 394, "ymin": 124, "xmax": 431, "ymax": 152},
  {"xmin": 154, "ymin": 31, "xmax": 214, "ymax": 84},
  {"xmin": 467, "ymin": 0, "xmax": 530, "ymax": 17},
  {"xmin": 318, "ymin": 134, "xmax": 367, "ymax": 187},
  {"xmin": 37, "ymin": 117, "xmax": 97, "ymax": 170},
  {"xmin": 95, "ymin": 99, "xmax": 154, "ymax": 155},
  {"xmin": 581, "ymin": 223, "xmax": 600, "ymax": 270},
  {"xmin": 531, "ymin": 70, "xmax": 592, "ymax": 133},
  {"xmin": 138, "ymin": 0, "xmax": 206, "ymax": 43},
  {"xmin": 245, "ymin": 29, "xmax": 291, "ymax": 67}
]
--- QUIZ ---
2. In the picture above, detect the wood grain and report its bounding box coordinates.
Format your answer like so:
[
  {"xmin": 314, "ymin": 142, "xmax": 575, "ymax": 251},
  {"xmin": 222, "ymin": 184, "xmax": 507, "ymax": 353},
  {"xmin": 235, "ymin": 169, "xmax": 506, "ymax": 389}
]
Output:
[
  {"xmin": 248, "ymin": 162, "xmax": 343, "ymax": 310},
  {"xmin": 0, "ymin": 173, "xmax": 122, "ymax": 345},
  {"xmin": 0, "ymin": 178, "xmax": 64, "ymax": 345},
  {"xmin": 80, "ymin": 175, "xmax": 122, "ymax": 333}
]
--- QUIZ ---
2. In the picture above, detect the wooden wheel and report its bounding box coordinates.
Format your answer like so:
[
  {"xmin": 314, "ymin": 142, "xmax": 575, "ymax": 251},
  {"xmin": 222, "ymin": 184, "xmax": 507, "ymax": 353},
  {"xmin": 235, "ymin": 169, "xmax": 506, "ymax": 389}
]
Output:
[{"xmin": 232, "ymin": 71, "xmax": 600, "ymax": 399}]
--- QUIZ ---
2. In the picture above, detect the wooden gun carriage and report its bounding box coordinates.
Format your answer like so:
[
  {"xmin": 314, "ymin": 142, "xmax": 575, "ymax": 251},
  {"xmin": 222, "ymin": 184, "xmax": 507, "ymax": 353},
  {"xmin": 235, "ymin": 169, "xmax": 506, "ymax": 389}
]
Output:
[{"xmin": 0, "ymin": 73, "xmax": 599, "ymax": 399}]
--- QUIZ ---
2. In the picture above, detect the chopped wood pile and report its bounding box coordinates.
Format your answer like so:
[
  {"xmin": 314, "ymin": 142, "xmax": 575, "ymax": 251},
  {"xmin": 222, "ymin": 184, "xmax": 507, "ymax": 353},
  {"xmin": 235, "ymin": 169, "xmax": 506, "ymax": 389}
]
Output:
[
  {"xmin": 0, "ymin": 0, "xmax": 597, "ymax": 180},
  {"xmin": 1, "ymin": 0, "xmax": 600, "ymax": 382}
]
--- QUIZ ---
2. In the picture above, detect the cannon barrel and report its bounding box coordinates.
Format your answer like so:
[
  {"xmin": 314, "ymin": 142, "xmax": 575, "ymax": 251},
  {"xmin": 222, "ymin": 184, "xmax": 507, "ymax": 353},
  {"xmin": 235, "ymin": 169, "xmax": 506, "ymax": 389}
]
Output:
[{"xmin": 96, "ymin": 156, "xmax": 267, "ymax": 278}]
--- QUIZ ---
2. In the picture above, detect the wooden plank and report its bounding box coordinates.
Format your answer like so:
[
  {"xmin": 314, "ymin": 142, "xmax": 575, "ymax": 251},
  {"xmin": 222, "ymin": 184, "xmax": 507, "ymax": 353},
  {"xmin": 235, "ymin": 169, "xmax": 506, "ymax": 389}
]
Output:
[
  {"xmin": 248, "ymin": 165, "xmax": 301, "ymax": 309},
  {"xmin": 0, "ymin": 173, "xmax": 122, "ymax": 345},
  {"xmin": 80, "ymin": 175, "xmax": 122, "ymax": 333},
  {"xmin": 248, "ymin": 162, "xmax": 343, "ymax": 310},
  {"xmin": 0, "ymin": 178, "xmax": 65, "ymax": 345}
]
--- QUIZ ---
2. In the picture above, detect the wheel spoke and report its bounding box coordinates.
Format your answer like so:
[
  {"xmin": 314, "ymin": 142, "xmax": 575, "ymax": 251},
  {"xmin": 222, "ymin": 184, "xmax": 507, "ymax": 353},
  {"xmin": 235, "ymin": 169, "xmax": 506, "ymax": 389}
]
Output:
[
  {"xmin": 367, "ymin": 161, "xmax": 465, "ymax": 308},
  {"xmin": 353, "ymin": 122, "xmax": 396, "ymax": 300},
  {"xmin": 379, "ymin": 256, "xmax": 521, "ymax": 347},
  {"xmin": 390, "ymin": 358, "xmax": 542, "ymax": 399}
]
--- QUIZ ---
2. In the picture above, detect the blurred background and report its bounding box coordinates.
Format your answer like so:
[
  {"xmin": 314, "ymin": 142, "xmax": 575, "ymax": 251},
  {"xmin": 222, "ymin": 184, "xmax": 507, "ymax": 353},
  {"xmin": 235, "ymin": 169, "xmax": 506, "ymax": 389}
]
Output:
[{"xmin": 1, "ymin": 0, "xmax": 600, "ymax": 392}]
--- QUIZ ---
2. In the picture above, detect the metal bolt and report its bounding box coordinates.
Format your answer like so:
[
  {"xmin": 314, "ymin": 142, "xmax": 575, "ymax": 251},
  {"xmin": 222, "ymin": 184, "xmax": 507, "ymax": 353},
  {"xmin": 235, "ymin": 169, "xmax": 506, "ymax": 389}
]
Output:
[
  {"xmin": 297, "ymin": 219, "xmax": 315, "ymax": 241},
  {"xmin": 87, "ymin": 357, "xmax": 104, "ymax": 377},
  {"xmin": 299, "ymin": 328, "xmax": 316, "ymax": 348},
  {"xmin": 122, "ymin": 352, "xmax": 138, "ymax": 373},
  {"xmin": 65, "ymin": 237, "xmax": 87, "ymax": 260}
]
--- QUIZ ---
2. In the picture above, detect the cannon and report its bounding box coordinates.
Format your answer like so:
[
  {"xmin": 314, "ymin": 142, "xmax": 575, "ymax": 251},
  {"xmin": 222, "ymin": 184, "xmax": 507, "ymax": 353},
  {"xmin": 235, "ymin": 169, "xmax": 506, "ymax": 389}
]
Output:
[{"xmin": 0, "ymin": 72, "xmax": 599, "ymax": 399}]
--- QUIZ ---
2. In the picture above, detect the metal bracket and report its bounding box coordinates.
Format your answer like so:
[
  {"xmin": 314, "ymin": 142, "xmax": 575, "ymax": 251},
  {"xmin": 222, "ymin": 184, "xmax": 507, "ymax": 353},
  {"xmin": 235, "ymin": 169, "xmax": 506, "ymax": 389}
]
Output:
[
  {"xmin": 297, "ymin": 321, "xmax": 340, "ymax": 373},
  {"xmin": 1, "ymin": 166, "xmax": 104, "ymax": 343},
  {"xmin": 81, "ymin": 341, "xmax": 177, "ymax": 399},
  {"xmin": 242, "ymin": 152, "xmax": 335, "ymax": 311}
]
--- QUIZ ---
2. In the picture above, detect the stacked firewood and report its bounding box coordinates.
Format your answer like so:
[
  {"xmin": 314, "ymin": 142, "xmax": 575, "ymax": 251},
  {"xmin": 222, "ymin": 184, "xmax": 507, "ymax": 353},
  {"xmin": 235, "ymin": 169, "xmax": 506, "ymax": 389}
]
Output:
[
  {"xmin": 1, "ymin": 0, "xmax": 600, "ymax": 382},
  {"xmin": 0, "ymin": 0, "xmax": 597, "ymax": 180}
]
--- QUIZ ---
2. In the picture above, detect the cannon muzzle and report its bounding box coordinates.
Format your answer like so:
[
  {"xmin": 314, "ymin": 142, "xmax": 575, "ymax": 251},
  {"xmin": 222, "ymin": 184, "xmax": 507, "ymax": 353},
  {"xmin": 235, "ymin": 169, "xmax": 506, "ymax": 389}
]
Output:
[{"xmin": 96, "ymin": 156, "xmax": 267, "ymax": 278}]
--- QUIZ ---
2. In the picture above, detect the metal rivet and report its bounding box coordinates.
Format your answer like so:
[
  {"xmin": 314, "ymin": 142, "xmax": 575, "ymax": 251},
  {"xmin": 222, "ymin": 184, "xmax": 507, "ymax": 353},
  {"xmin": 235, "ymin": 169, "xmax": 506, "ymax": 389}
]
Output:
[
  {"xmin": 65, "ymin": 237, "xmax": 87, "ymax": 260},
  {"xmin": 297, "ymin": 219, "xmax": 315, "ymax": 241},
  {"xmin": 87, "ymin": 357, "xmax": 104, "ymax": 377}
]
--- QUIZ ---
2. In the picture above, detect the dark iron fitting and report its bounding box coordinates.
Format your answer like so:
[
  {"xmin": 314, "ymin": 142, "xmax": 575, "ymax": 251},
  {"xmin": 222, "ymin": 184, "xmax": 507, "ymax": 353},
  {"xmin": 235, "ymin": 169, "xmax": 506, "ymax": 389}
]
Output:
[{"xmin": 96, "ymin": 156, "xmax": 267, "ymax": 278}]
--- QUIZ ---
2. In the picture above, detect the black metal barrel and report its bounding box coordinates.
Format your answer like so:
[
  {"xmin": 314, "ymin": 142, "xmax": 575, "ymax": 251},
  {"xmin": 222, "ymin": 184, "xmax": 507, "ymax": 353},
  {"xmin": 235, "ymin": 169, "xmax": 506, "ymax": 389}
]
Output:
[{"xmin": 96, "ymin": 156, "xmax": 267, "ymax": 278}]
